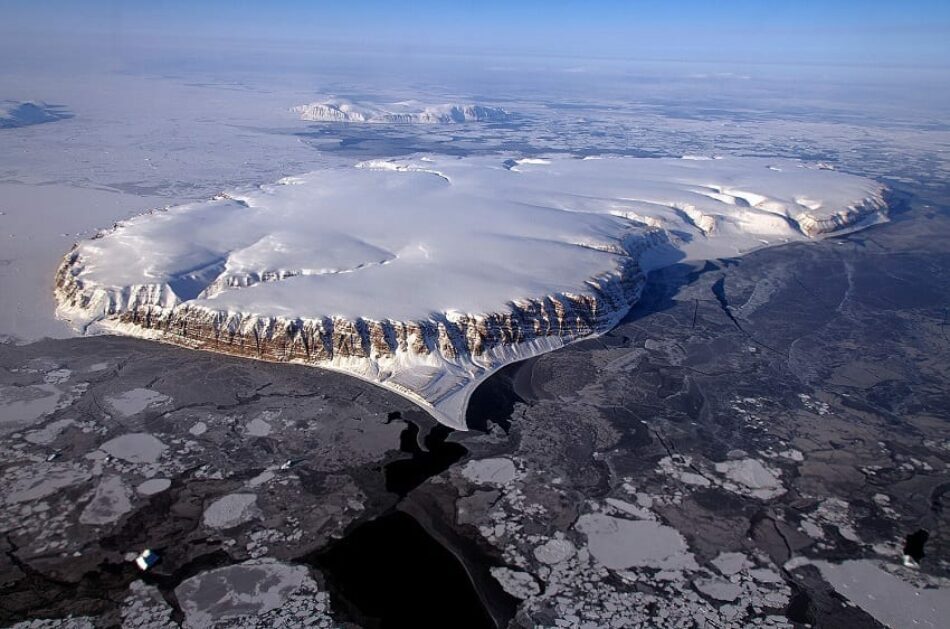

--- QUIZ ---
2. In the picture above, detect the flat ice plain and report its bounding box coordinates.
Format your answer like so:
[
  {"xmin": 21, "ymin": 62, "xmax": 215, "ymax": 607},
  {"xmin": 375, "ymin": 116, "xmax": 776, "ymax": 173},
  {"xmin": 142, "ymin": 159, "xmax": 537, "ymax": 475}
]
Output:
[{"xmin": 55, "ymin": 155, "xmax": 886, "ymax": 427}]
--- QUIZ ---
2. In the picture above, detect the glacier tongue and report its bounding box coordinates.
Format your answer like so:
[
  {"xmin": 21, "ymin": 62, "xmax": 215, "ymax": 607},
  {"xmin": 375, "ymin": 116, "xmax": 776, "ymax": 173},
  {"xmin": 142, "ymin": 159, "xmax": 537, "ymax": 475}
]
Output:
[{"xmin": 54, "ymin": 155, "xmax": 887, "ymax": 428}]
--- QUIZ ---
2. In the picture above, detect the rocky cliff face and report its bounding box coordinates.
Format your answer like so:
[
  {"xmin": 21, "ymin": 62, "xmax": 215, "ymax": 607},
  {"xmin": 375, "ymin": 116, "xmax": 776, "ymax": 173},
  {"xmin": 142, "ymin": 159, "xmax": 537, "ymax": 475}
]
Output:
[
  {"xmin": 56, "ymin": 260, "xmax": 641, "ymax": 363},
  {"xmin": 55, "ymin": 251, "xmax": 645, "ymax": 426},
  {"xmin": 794, "ymin": 196, "xmax": 888, "ymax": 237}
]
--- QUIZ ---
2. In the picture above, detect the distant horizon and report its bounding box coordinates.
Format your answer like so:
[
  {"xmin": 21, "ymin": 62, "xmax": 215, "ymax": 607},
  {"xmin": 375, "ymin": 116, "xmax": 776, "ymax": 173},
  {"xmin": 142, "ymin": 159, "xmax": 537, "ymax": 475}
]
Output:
[{"xmin": 2, "ymin": 0, "xmax": 949, "ymax": 68}]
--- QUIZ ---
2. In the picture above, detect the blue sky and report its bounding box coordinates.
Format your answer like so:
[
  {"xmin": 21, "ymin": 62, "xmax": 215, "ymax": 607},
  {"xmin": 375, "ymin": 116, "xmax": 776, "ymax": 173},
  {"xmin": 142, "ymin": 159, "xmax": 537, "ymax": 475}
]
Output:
[{"xmin": 3, "ymin": 0, "xmax": 950, "ymax": 66}]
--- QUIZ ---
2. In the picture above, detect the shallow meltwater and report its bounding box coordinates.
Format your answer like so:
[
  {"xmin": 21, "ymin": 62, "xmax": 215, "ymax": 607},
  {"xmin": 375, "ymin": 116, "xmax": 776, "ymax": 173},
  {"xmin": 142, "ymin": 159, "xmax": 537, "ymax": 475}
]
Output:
[{"xmin": 309, "ymin": 510, "xmax": 496, "ymax": 629}]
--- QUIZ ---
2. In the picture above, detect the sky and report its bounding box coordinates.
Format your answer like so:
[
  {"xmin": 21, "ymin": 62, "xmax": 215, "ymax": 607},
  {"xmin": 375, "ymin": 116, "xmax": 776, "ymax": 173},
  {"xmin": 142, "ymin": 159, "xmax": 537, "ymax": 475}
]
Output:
[{"xmin": 2, "ymin": 0, "xmax": 950, "ymax": 67}]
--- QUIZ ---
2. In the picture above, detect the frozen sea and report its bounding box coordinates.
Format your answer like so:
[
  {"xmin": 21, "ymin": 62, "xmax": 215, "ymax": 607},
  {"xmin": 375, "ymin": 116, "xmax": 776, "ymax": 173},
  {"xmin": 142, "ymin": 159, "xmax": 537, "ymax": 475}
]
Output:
[{"xmin": 1, "ymin": 39, "xmax": 949, "ymax": 629}]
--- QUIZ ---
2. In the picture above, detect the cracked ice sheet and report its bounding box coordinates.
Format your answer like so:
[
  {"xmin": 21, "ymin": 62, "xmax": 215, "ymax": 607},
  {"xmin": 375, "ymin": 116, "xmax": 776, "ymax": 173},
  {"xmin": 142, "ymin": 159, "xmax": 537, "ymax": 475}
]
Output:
[
  {"xmin": 104, "ymin": 388, "xmax": 170, "ymax": 417},
  {"xmin": 174, "ymin": 559, "xmax": 315, "ymax": 628},
  {"xmin": 59, "ymin": 155, "xmax": 885, "ymax": 428}
]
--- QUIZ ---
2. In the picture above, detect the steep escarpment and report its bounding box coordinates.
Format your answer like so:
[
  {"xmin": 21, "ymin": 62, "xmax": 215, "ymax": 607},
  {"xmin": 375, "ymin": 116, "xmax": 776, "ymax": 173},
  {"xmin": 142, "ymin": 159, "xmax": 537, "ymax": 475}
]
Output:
[
  {"xmin": 55, "ymin": 242, "xmax": 645, "ymax": 427},
  {"xmin": 56, "ymin": 258, "xmax": 642, "ymax": 362},
  {"xmin": 793, "ymin": 196, "xmax": 888, "ymax": 237},
  {"xmin": 53, "ymin": 155, "xmax": 887, "ymax": 427}
]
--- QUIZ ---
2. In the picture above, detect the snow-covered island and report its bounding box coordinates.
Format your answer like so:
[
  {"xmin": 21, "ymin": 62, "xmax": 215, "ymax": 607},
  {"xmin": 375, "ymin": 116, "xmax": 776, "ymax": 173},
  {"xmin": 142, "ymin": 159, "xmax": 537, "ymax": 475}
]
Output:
[
  {"xmin": 54, "ymin": 156, "xmax": 887, "ymax": 428},
  {"xmin": 0, "ymin": 100, "xmax": 71, "ymax": 128},
  {"xmin": 292, "ymin": 99, "xmax": 510, "ymax": 123}
]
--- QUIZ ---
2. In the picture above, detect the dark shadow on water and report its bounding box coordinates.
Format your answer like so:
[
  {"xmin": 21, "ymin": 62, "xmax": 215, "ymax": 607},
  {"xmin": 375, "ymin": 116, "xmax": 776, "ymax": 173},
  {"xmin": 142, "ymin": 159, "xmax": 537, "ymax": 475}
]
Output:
[
  {"xmin": 308, "ymin": 510, "xmax": 496, "ymax": 629},
  {"xmin": 384, "ymin": 416, "xmax": 467, "ymax": 496},
  {"xmin": 465, "ymin": 361, "xmax": 527, "ymax": 432},
  {"xmin": 463, "ymin": 260, "xmax": 724, "ymax": 431},
  {"xmin": 618, "ymin": 260, "xmax": 720, "ymax": 327},
  {"xmin": 903, "ymin": 529, "xmax": 929, "ymax": 562}
]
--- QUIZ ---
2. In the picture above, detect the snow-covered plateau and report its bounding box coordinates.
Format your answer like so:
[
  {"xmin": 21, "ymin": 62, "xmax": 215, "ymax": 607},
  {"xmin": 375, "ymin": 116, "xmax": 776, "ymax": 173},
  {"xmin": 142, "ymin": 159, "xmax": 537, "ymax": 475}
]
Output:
[
  {"xmin": 292, "ymin": 99, "xmax": 510, "ymax": 123},
  {"xmin": 54, "ymin": 156, "xmax": 887, "ymax": 428}
]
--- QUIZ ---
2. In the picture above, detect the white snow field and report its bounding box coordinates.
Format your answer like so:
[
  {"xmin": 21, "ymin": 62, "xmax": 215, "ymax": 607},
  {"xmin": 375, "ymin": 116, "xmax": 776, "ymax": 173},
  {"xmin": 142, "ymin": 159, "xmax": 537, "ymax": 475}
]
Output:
[
  {"xmin": 293, "ymin": 99, "xmax": 510, "ymax": 123},
  {"xmin": 55, "ymin": 155, "xmax": 886, "ymax": 428}
]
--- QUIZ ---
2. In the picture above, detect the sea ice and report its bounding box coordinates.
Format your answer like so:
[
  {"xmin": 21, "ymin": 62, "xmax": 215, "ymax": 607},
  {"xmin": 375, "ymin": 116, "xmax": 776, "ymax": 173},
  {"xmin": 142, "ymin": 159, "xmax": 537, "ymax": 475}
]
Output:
[
  {"xmin": 174, "ymin": 559, "xmax": 311, "ymax": 628},
  {"xmin": 533, "ymin": 538, "xmax": 577, "ymax": 565},
  {"xmin": 807, "ymin": 559, "xmax": 950, "ymax": 628},
  {"xmin": 245, "ymin": 416, "xmax": 272, "ymax": 437},
  {"xmin": 490, "ymin": 567, "xmax": 541, "ymax": 599},
  {"xmin": 462, "ymin": 458, "xmax": 518, "ymax": 486},
  {"xmin": 575, "ymin": 513, "xmax": 698, "ymax": 571},
  {"xmin": 714, "ymin": 458, "xmax": 786, "ymax": 500},
  {"xmin": 202, "ymin": 493, "xmax": 260, "ymax": 529},
  {"xmin": 136, "ymin": 478, "xmax": 172, "ymax": 496},
  {"xmin": 99, "ymin": 433, "xmax": 167, "ymax": 464},
  {"xmin": 5, "ymin": 464, "xmax": 90, "ymax": 504},
  {"xmin": 105, "ymin": 389, "xmax": 170, "ymax": 417},
  {"xmin": 79, "ymin": 475, "xmax": 133, "ymax": 526},
  {"xmin": 0, "ymin": 384, "xmax": 63, "ymax": 433}
]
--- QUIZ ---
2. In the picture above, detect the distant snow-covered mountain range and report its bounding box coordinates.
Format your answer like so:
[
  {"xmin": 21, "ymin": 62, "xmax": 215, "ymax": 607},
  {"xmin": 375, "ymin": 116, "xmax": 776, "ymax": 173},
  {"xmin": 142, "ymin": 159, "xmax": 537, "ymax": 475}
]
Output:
[{"xmin": 292, "ymin": 99, "xmax": 510, "ymax": 123}]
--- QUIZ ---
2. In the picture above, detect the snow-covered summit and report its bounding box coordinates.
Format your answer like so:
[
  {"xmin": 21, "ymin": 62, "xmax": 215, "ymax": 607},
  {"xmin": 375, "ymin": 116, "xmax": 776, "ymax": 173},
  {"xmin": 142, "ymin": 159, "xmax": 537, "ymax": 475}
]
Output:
[
  {"xmin": 55, "ymin": 156, "xmax": 886, "ymax": 428},
  {"xmin": 292, "ymin": 99, "xmax": 510, "ymax": 123},
  {"xmin": 0, "ymin": 101, "xmax": 71, "ymax": 129}
]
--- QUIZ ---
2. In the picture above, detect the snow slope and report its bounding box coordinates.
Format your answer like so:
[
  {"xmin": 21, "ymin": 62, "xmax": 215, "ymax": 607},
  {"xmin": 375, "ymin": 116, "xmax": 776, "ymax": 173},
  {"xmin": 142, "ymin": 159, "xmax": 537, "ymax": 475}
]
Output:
[
  {"xmin": 55, "ymin": 156, "xmax": 886, "ymax": 428},
  {"xmin": 292, "ymin": 99, "xmax": 510, "ymax": 123}
]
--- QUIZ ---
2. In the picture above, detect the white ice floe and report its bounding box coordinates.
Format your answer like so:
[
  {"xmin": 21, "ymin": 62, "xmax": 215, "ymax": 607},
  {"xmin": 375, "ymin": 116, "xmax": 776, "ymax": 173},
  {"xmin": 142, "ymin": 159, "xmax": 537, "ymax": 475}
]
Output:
[
  {"xmin": 533, "ymin": 537, "xmax": 577, "ymax": 565},
  {"xmin": 202, "ymin": 493, "xmax": 260, "ymax": 529},
  {"xmin": 462, "ymin": 457, "xmax": 518, "ymax": 486},
  {"xmin": 99, "ymin": 433, "xmax": 167, "ymax": 464},
  {"xmin": 136, "ymin": 478, "xmax": 172, "ymax": 496},
  {"xmin": 79, "ymin": 475, "xmax": 133, "ymax": 526},
  {"xmin": 245, "ymin": 416, "xmax": 273, "ymax": 437},
  {"xmin": 104, "ymin": 389, "xmax": 170, "ymax": 417},
  {"xmin": 174, "ymin": 559, "xmax": 315, "ymax": 628},
  {"xmin": 798, "ymin": 559, "xmax": 950, "ymax": 629},
  {"xmin": 489, "ymin": 567, "xmax": 541, "ymax": 599},
  {"xmin": 714, "ymin": 458, "xmax": 786, "ymax": 500},
  {"xmin": 575, "ymin": 513, "xmax": 698, "ymax": 571},
  {"xmin": 0, "ymin": 384, "xmax": 63, "ymax": 434},
  {"xmin": 292, "ymin": 99, "xmax": 510, "ymax": 123},
  {"xmin": 56, "ymin": 155, "xmax": 886, "ymax": 428},
  {"xmin": 5, "ymin": 464, "xmax": 91, "ymax": 505}
]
